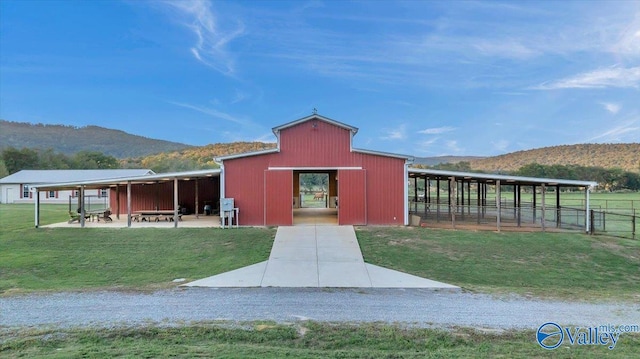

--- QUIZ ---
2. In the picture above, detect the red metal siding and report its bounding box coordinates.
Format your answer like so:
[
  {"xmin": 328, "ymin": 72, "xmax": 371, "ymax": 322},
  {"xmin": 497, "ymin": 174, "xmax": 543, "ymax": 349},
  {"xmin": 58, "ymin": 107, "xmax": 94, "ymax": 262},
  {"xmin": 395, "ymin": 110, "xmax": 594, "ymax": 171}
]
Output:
[
  {"xmin": 108, "ymin": 179, "xmax": 219, "ymax": 215},
  {"xmin": 222, "ymin": 117, "xmax": 407, "ymax": 226},
  {"xmin": 224, "ymin": 154, "xmax": 273, "ymax": 225},
  {"xmin": 338, "ymin": 169, "xmax": 366, "ymax": 225},
  {"xmin": 110, "ymin": 182, "xmax": 173, "ymax": 213},
  {"xmin": 178, "ymin": 178, "xmax": 219, "ymax": 214},
  {"xmin": 362, "ymin": 155, "xmax": 405, "ymax": 225},
  {"xmin": 273, "ymin": 120, "xmax": 360, "ymax": 167},
  {"xmin": 265, "ymin": 170, "xmax": 293, "ymax": 225}
]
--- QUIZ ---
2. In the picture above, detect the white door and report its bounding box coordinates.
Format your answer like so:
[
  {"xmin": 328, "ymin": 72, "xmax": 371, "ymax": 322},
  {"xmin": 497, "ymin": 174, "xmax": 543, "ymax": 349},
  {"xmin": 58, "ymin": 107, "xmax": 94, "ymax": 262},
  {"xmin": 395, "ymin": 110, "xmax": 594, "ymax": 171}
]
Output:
[{"xmin": 5, "ymin": 187, "xmax": 16, "ymax": 204}]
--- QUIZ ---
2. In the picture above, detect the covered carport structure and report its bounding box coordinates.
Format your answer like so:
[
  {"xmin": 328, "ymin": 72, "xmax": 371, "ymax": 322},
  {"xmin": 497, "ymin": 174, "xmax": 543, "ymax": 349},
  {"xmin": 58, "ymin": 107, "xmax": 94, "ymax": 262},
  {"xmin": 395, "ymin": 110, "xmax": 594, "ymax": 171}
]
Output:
[
  {"xmin": 33, "ymin": 169, "xmax": 221, "ymax": 228},
  {"xmin": 408, "ymin": 168, "xmax": 598, "ymax": 233}
]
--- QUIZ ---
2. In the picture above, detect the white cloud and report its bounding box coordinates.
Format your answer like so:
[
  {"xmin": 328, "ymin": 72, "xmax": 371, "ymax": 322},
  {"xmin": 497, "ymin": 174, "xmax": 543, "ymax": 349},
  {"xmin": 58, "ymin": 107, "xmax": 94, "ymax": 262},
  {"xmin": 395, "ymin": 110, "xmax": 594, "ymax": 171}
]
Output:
[
  {"xmin": 168, "ymin": 101, "xmax": 251, "ymax": 126},
  {"xmin": 254, "ymin": 132, "xmax": 276, "ymax": 143},
  {"xmin": 610, "ymin": 13, "xmax": 640, "ymax": 57},
  {"xmin": 413, "ymin": 137, "xmax": 441, "ymax": 156},
  {"xmin": 533, "ymin": 66, "xmax": 640, "ymax": 90},
  {"xmin": 491, "ymin": 140, "xmax": 510, "ymax": 153},
  {"xmin": 160, "ymin": 0, "xmax": 245, "ymax": 75},
  {"xmin": 600, "ymin": 102, "xmax": 621, "ymax": 115},
  {"xmin": 473, "ymin": 39, "xmax": 539, "ymax": 59},
  {"xmin": 231, "ymin": 89, "xmax": 248, "ymax": 104},
  {"xmin": 418, "ymin": 126, "xmax": 456, "ymax": 135},
  {"xmin": 446, "ymin": 140, "xmax": 463, "ymax": 153},
  {"xmin": 381, "ymin": 124, "xmax": 406, "ymax": 140},
  {"xmin": 586, "ymin": 118, "xmax": 640, "ymax": 142}
]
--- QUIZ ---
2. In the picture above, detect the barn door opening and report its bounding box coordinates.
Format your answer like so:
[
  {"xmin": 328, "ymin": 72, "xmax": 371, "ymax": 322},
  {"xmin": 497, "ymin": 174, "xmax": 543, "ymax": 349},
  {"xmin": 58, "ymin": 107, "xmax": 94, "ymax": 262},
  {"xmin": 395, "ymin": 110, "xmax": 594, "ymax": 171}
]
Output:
[
  {"xmin": 293, "ymin": 170, "xmax": 338, "ymax": 225},
  {"xmin": 299, "ymin": 173, "xmax": 329, "ymax": 208}
]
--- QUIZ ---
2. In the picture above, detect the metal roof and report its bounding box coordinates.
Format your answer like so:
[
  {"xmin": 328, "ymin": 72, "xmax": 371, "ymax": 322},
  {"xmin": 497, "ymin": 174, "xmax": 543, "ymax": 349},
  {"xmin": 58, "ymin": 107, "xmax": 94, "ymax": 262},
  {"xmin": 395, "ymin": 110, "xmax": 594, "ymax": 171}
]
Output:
[
  {"xmin": 217, "ymin": 114, "xmax": 411, "ymax": 162},
  {"xmin": 216, "ymin": 146, "xmax": 412, "ymax": 162},
  {"xmin": 272, "ymin": 114, "xmax": 359, "ymax": 135},
  {"xmin": 215, "ymin": 148, "xmax": 280, "ymax": 161},
  {"xmin": 409, "ymin": 168, "xmax": 598, "ymax": 187},
  {"xmin": 352, "ymin": 147, "xmax": 413, "ymax": 160},
  {"xmin": 0, "ymin": 169, "xmax": 155, "ymax": 184},
  {"xmin": 32, "ymin": 169, "xmax": 221, "ymax": 191}
]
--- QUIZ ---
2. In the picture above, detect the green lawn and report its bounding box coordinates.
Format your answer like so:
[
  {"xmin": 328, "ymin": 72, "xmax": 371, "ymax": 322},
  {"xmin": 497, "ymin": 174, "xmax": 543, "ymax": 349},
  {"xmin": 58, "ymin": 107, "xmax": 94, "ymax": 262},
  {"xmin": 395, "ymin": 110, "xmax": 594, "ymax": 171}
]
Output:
[
  {"xmin": 413, "ymin": 190, "xmax": 640, "ymax": 211},
  {"xmin": 2, "ymin": 322, "xmax": 639, "ymax": 358},
  {"xmin": 1, "ymin": 204, "xmax": 639, "ymax": 300},
  {"xmin": 356, "ymin": 226, "xmax": 640, "ymax": 301},
  {"xmin": 2, "ymin": 204, "xmax": 640, "ymax": 357},
  {"xmin": 300, "ymin": 193, "xmax": 328, "ymax": 208},
  {"xmin": 0, "ymin": 204, "xmax": 275, "ymax": 294}
]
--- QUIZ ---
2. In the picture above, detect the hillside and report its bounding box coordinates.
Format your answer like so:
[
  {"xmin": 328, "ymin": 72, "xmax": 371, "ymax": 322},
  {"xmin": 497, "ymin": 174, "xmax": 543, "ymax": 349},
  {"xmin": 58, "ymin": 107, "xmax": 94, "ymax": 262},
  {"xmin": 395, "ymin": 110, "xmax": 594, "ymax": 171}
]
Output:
[
  {"xmin": 3, "ymin": 120, "xmax": 638, "ymax": 174},
  {"xmin": 0, "ymin": 120, "xmax": 192, "ymax": 158},
  {"xmin": 468, "ymin": 143, "xmax": 640, "ymax": 173},
  {"xmin": 414, "ymin": 156, "xmax": 485, "ymax": 166},
  {"xmin": 131, "ymin": 142, "xmax": 277, "ymax": 172}
]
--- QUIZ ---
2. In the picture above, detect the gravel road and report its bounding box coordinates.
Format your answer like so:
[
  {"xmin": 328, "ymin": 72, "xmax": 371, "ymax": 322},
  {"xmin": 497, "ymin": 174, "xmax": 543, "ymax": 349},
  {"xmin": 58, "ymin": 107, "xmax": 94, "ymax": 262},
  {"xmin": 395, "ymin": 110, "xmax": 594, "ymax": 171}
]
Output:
[{"xmin": 1, "ymin": 288, "xmax": 639, "ymax": 330}]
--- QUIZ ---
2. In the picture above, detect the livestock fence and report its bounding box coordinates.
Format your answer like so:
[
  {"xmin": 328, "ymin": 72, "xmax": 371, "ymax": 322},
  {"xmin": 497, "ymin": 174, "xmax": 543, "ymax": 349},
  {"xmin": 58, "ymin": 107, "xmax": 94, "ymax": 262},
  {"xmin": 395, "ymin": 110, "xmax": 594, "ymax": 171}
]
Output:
[
  {"xmin": 409, "ymin": 198, "xmax": 638, "ymax": 240},
  {"xmin": 590, "ymin": 208, "xmax": 638, "ymax": 240}
]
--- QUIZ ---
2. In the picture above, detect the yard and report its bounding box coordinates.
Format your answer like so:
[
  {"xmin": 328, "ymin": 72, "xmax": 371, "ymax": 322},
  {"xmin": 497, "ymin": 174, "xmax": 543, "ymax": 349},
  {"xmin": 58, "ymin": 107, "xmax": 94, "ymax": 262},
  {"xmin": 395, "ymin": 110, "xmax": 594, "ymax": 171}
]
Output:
[
  {"xmin": 1, "ymin": 203, "xmax": 638, "ymax": 299},
  {"xmin": 1, "ymin": 203, "xmax": 639, "ymax": 357},
  {"xmin": 3, "ymin": 322, "xmax": 639, "ymax": 358},
  {"xmin": 0, "ymin": 204, "xmax": 275, "ymax": 294}
]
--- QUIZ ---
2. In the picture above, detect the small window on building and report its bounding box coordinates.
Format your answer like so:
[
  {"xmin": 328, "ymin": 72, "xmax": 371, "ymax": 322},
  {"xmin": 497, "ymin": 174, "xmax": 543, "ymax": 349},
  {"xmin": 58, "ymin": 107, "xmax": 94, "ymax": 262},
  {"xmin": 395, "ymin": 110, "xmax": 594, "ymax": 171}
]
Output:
[
  {"xmin": 49, "ymin": 191, "xmax": 56, "ymax": 198},
  {"xmin": 101, "ymin": 189, "xmax": 108, "ymax": 197},
  {"xmin": 23, "ymin": 185, "xmax": 30, "ymax": 198},
  {"xmin": 73, "ymin": 190, "xmax": 79, "ymax": 198}
]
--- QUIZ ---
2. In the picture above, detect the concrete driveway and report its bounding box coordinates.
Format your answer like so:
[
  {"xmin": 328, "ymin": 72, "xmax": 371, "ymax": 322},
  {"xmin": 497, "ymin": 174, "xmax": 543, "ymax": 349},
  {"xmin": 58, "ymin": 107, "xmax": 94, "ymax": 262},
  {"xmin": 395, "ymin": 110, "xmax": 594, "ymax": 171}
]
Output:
[{"xmin": 185, "ymin": 225, "xmax": 458, "ymax": 288}]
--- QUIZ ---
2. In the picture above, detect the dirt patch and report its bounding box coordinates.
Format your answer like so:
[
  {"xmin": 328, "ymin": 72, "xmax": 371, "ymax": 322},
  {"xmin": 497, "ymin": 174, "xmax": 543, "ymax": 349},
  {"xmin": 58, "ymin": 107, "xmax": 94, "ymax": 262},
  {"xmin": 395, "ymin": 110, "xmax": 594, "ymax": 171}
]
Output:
[
  {"xmin": 386, "ymin": 238, "xmax": 461, "ymax": 261},
  {"xmin": 591, "ymin": 240, "xmax": 640, "ymax": 261},
  {"xmin": 388, "ymin": 238, "xmax": 421, "ymax": 246}
]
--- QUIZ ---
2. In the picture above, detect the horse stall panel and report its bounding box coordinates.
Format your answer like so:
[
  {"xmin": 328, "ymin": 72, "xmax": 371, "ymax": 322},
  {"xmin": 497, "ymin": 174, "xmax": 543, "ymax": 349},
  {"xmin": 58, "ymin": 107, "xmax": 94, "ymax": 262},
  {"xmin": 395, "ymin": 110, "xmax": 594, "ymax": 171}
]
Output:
[
  {"xmin": 265, "ymin": 170, "xmax": 293, "ymax": 226},
  {"xmin": 178, "ymin": 177, "xmax": 220, "ymax": 215},
  {"xmin": 338, "ymin": 169, "xmax": 366, "ymax": 225},
  {"xmin": 110, "ymin": 182, "xmax": 174, "ymax": 213}
]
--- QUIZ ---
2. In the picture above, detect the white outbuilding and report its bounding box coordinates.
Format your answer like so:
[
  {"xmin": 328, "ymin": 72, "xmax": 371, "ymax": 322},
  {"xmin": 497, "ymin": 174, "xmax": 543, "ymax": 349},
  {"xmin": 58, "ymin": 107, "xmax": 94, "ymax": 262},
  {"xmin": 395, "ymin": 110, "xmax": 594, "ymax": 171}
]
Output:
[{"xmin": 0, "ymin": 169, "xmax": 154, "ymax": 204}]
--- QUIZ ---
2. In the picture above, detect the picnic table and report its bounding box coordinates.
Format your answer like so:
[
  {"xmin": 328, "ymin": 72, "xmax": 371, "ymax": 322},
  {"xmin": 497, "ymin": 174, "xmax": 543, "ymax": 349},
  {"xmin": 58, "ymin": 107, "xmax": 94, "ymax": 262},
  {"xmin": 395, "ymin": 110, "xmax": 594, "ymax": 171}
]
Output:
[
  {"xmin": 132, "ymin": 210, "xmax": 182, "ymax": 222},
  {"xmin": 68, "ymin": 209, "xmax": 112, "ymax": 223},
  {"xmin": 87, "ymin": 209, "xmax": 112, "ymax": 222}
]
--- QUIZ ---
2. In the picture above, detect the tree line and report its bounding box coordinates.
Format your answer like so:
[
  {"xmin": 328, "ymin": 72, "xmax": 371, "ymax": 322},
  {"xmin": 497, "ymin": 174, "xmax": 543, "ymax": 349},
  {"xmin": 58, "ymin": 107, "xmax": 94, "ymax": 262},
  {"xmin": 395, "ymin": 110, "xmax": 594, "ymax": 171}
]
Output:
[
  {"xmin": 1, "ymin": 146, "xmax": 639, "ymax": 191},
  {"xmin": 0, "ymin": 147, "xmax": 120, "ymax": 177},
  {"xmin": 514, "ymin": 163, "xmax": 640, "ymax": 192},
  {"xmin": 429, "ymin": 162, "xmax": 640, "ymax": 191},
  {"xmin": 0, "ymin": 142, "xmax": 275, "ymax": 176}
]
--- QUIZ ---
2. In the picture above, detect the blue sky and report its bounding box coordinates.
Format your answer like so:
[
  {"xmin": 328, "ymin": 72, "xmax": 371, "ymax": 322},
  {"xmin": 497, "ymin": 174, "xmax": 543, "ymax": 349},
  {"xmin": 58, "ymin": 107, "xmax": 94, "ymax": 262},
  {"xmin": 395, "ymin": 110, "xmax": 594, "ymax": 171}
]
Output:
[{"xmin": 1, "ymin": 0, "xmax": 639, "ymax": 157}]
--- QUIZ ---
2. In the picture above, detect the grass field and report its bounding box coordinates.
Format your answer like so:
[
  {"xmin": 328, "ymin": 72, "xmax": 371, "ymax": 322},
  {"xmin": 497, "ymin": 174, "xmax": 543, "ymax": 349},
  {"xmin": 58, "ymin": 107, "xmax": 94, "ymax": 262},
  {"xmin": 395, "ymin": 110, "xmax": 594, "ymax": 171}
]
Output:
[
  {"xmin": 2, "ymin": 203, "xmax": 639, "ymax": 357},
  {"xmin": 410, "ymin": 190, "xmax": 640, "ymax": 212},
  {"xmin": 409, "ymin": 191, "xmax": 639, "ymax": 238},
  {"xmin": 2, "ymin": 204, "xmax": 639, "ymax": 299},
  {"xmin": 2, "ymin": 322, "xmax": 639, "ymax": 358},
  {"xmin": 0, "ymin": 204, "xmax": 275, "ymax": 294},
  {"xmin": 357, "ymin": 227, "xmax": 639, "ymax": 301},
  {"xmin": 300, "ymin": 193, "xmax": 329, "ymax": 208}
]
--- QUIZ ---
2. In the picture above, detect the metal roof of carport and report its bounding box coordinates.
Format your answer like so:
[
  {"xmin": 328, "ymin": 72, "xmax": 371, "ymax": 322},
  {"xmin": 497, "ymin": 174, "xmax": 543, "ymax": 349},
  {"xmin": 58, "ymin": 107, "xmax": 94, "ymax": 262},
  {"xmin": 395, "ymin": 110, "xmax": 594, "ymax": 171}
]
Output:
[
  {"xmin": 408, "ymin": 168, "xmax": 598, "ymax": 188},
  {"xmin": 33, "ymin": 169, "xmax": 221, "ymax": 191}
]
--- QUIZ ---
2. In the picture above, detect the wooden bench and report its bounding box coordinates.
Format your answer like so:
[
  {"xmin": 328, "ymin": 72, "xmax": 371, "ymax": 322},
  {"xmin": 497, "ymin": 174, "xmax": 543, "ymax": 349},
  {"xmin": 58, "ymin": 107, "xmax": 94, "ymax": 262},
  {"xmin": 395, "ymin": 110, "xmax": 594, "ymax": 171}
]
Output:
[{"xmin": 133, "ymin": 211, "xmax": 182, "ymax": 222}]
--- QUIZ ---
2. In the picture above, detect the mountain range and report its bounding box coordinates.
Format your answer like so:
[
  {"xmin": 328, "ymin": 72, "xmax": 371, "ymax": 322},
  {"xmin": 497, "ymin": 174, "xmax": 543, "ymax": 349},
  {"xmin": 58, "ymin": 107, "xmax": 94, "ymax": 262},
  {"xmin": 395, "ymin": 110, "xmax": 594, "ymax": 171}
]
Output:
[
  {"xmin": 1, "ymin": 120, "xmax": 638, "ymax": 173},
  {"xmin": 0, "ymin": 120, "xmax": 191, "ymax": 158}
]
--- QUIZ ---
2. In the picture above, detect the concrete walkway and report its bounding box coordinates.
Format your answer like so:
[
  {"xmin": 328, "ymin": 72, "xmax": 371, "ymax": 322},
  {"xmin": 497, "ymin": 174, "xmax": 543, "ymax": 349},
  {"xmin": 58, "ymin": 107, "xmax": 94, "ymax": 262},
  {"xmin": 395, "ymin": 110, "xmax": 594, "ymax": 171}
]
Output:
[{"xmin": 185, "ymin": 226, "xmax": 458, "ymax": 289}]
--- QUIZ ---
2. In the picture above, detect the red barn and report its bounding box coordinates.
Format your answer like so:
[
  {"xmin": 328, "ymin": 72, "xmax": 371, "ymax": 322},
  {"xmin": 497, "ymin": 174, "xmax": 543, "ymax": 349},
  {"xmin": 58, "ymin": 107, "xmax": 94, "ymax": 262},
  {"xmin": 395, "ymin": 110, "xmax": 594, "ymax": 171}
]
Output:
[{"xmin": 218, "ymin": 115, "xmax": 411, "ymax": 226}]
